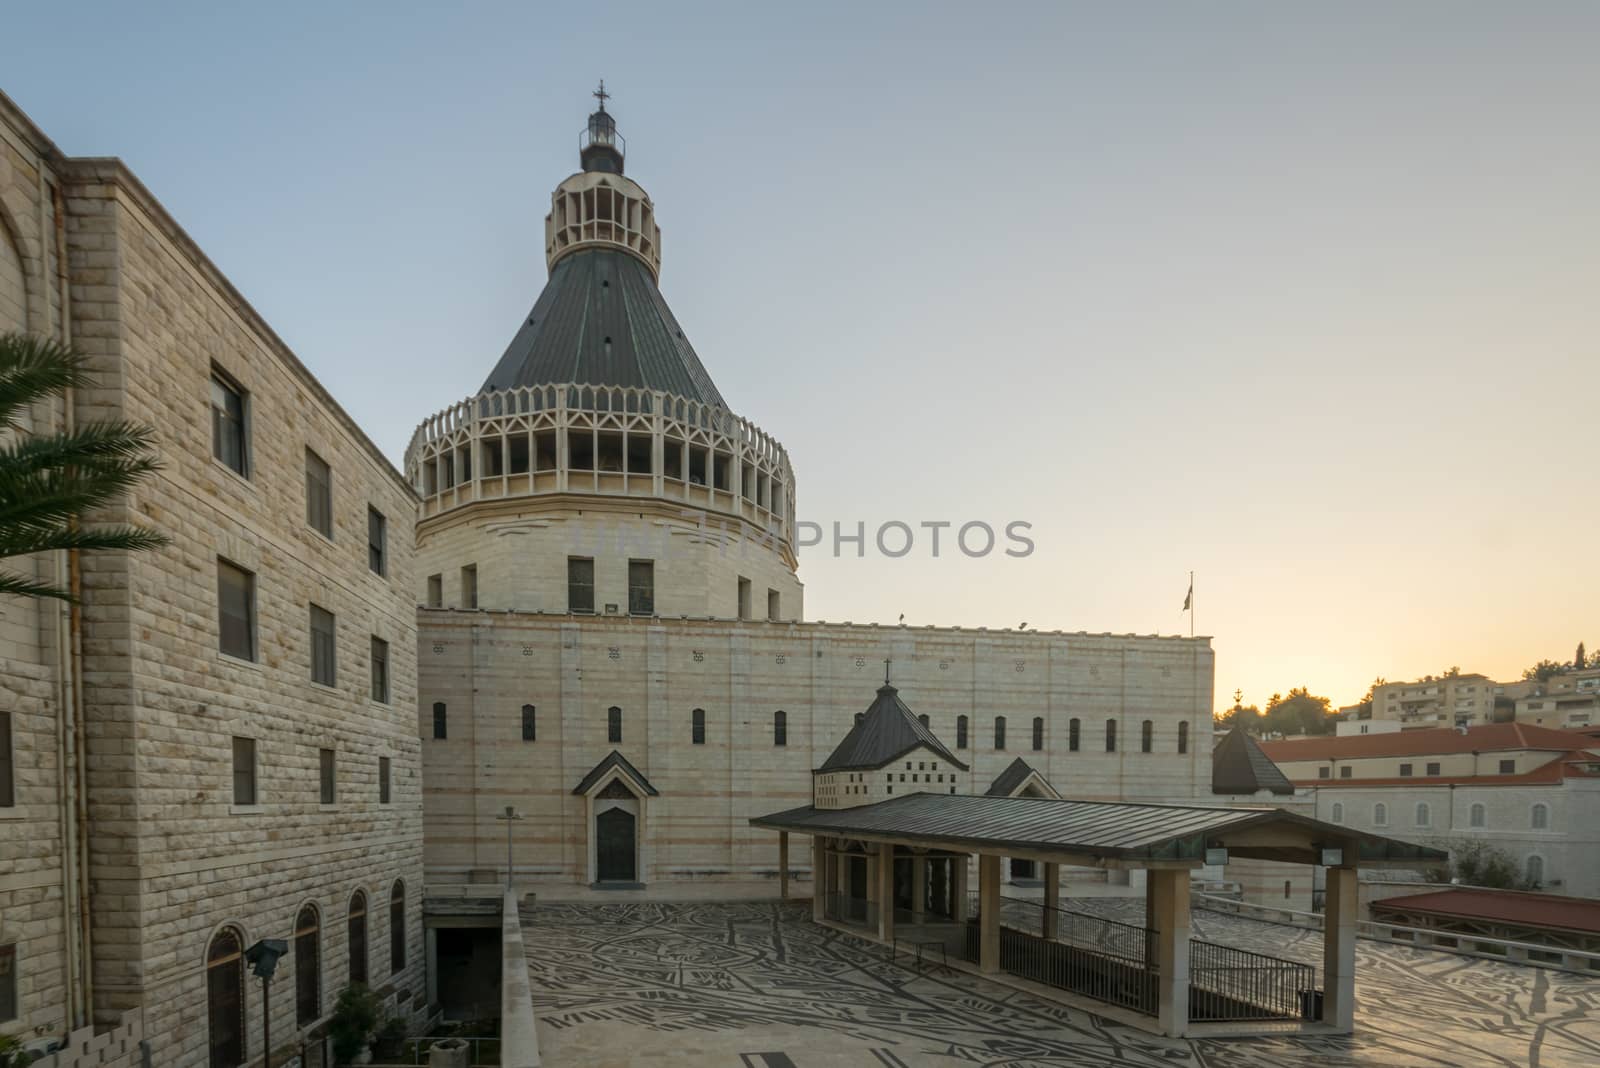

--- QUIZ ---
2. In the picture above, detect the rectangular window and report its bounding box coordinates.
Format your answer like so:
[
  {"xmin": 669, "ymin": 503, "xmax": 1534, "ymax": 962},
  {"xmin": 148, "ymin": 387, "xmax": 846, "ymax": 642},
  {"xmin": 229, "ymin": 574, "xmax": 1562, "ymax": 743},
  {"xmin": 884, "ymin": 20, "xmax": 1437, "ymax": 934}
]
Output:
[
  {"xmin": 426, "ymin": 574, "xmax": 443, "ymax": 608},
  {"xmin": 1499, "ymin": 759, "xmax": 1515, "ymax": 774},
  {"xmin": 319, "ymin": 748, "xmax": 336, "ymax": 804},
  {"xmin": 460, "ymin": 565, "xmax": 478, "ymax": 610},
  {"xmin": 737, "ymin": 577, "xmax": 752, "ymax": 620},
  {"xmin": 1339, "ymin": 766, "xmax": 1353, "ymax": 779},
  {"xmin": 305, "ymin": 448, "xmax": 333, "ymax": 538},
  {"xmin": 210, "ymin": 371, "xmax": 248, "ymax": 476},
  {"xmin": 379, "ymin": 757, "xmax": 391, "ymax": 804},
  {"xmin": 309, "ymin": 604, "xmax": 337, "ymax": 687},
  {"xmin": 521, "ymin": 705, "xmax": 536, "ymax": 741},
  {"xmin": 692, "ymin": 708, "xmax": 705, "ymax": 745},
  {"xmin": 432, "ymin": 702, "xmax": 447, "ymax": 740},
  {"xmin": 218, "ymin": 558, "xmax": 256, "ymax": 661},
  {"xmin": 628, "ymin": 559, "xmax": 654, "ymax": 616},
  {"xmin": 568, "ymin": 557, "xmax": 595, "ymax": 614},
  {"xmin": 0, "ymin": 942, "xmax": 15, "ymax": 1025},
  {"xmin": 767, "ymin": 589, "xmax": 780, "ymax": 621},
  {"xmin": 1399, "ymin": 763, "xmax": 1413, "ymax": 777},
  {"xmin": 232, "ymin": 736, "xmax": 257, "ymax": 806},
  {"xmin": 608, "ymin": 706, "xmax": 622, "ymax": 744},
  {"xmin": 1318, "ymin": 767, "xmax": 1331, "ymax": 779},
  {"xmin": 1426, "ymin": 762, "xmax": 1441, "ymax": 776},
  {"xmin": 370, "ymin": 637, "xmax": 390, "ymax": 704},
  {"xmin": 0, "ymin": 711, "xmax": 13, "ymax": 807},
  {"xmin": 367, "ymin": 507, "xmax": 387, "ymax": 575}
]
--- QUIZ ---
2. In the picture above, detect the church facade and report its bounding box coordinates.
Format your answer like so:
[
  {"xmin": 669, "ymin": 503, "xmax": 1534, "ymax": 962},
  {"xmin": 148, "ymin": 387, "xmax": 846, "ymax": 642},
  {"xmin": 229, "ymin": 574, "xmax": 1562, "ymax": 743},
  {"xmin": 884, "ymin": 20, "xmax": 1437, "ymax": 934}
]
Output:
[{"xmin": 411, "ymin": 96, "xmax": 1217, "ymax": 891}]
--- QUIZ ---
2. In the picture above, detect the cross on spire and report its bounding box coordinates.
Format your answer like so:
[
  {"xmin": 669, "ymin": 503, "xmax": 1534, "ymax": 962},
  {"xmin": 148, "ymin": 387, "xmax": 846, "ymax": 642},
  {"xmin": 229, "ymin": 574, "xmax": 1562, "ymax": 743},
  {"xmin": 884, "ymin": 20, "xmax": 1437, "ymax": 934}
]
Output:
[
  {"xmin": 884, "ymin": 657, "xmax": 892, "ymax": 685},
  {"xmin": 593, "ymin": 79, "xmax": 610, "ymax": 111}
]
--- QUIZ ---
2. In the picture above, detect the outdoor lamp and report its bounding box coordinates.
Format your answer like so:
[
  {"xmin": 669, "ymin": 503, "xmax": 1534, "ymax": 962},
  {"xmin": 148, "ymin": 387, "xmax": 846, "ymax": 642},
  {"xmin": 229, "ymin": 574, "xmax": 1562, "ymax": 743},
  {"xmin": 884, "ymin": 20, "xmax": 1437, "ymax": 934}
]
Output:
[{"xmin": 245, "ymin": 938, "xmax": 288, "ymax": 978}]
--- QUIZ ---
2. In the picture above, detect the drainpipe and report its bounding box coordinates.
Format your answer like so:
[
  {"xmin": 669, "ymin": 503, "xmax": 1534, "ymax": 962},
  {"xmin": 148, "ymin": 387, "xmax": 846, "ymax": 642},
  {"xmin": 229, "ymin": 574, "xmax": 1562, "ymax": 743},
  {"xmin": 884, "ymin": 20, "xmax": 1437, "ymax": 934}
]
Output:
[{"xmin": 52, "ymin": 178, "xmax": 95, "ymax": 1023}]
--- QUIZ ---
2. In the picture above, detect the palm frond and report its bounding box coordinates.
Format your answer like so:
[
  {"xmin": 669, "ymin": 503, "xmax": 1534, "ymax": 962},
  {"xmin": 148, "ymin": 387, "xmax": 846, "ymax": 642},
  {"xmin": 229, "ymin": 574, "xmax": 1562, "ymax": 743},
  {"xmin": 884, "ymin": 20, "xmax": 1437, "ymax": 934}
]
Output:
[
  {"xmin": 1, "ymin": 420, "xmax": 164, "ymax": 469},
  {"xmin": 0, "ymin": 566, "xmax": 72, "ymax": 601},
  {"xmin": 0, "ymin": 524, "xmax": 170, "ymax": 560},
  {"xmin": 0, "ymin": 333, "xmax": 89, "ymax": 430},
  {"xmin": 0, "ymin": 459, "xmax": 165, "ymax": 532}
]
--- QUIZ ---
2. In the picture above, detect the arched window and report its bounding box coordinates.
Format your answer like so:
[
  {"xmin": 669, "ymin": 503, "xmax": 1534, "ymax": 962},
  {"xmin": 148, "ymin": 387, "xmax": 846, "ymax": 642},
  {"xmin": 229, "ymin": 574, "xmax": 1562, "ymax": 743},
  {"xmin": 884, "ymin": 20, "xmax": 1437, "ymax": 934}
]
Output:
[
  {"xmin": 1105, "ymin": 719, "xmax": 1117, "ymax": 753},
  {"xmin": 956, "ymin": 715, "xmax": 968, "ymax": 749},
  {"xmin": 773, "ymin": 710, "xmax": 787, "ymax": 747},
  {"xmin": 294, "ymin": 905, "xmax": 320, "ymax": 1026},
  {"xmin": 1330, "ymin": 802, "xmax": 1344, "ymax": 824},
  {"xmin": 1373, "ymin": 803, "xmax": 1388, "ymax": 826},
  {"xmin": 1177, "ymin": 722, "xmax": 1189, "ymax": 754},
  {"xmin": 1068, "ymin": 718, "xmax": 1080, "ymax": 752},
  {"xmin": 1526, "ymin": 855, "xmax": 1544, "ymax": 886},
  {"xmin": 608, "ymin": 706, "xmax": 622, "ymax": 744},
  {"xmin": 348, "ymin": 890, "xmax": 368, "ymax": 986},
  {"xmin": 432, "ymin": 701, "xmax": 446, "ymax": 740},
  {"xmin": 691, "ymin": 708, "xmax": 706, "ymax": 745},
  {"xmin": 918, "ymin": 713, "xmax": 930, "ymax": 728},
  {"xmin": 1531, "ymin": 803, "xmax": 1549, "ymax": 830},
  {"xmin": 390, "ymin": 881, "xmax": 406, "ymax": 974},
  {"xmin": 207, "ymin": 926, "xmax": 246, "ymax": 1068},
  {"xmin": 521, "ymin": 704, "xmax": 536, "ymax": 741},
  {"xmin": 1415, "ymin": 802, "xmax": 1430, "ymax": 827},
  {"xmin": 1140, "ymin": 720, "xmax": 1153, "ymax": 753},
  {"xmin": 993, "ymin": 716, "xmax": 1006, "ymax": 750},
  {"xmin": 1469, "ymin": 803, "xmax": 1486, "ymax": 828}
]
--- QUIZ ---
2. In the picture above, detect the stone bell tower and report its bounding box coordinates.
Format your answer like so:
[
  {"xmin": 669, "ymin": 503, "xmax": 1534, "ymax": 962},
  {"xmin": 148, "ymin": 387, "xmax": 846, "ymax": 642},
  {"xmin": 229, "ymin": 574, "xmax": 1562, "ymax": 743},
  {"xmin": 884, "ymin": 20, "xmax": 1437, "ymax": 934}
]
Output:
[{"xmin": 405, "ymin": 85, "xmax": 802, "ymax": 621}]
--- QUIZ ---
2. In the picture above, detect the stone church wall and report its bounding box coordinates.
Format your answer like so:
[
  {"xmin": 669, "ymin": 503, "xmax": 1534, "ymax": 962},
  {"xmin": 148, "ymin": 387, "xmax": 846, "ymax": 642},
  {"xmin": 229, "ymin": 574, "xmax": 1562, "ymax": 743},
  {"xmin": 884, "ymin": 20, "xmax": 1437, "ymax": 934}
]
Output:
[{"xmin": 418, "ymin": 612, "xmax": 1214, "ymax": 886}]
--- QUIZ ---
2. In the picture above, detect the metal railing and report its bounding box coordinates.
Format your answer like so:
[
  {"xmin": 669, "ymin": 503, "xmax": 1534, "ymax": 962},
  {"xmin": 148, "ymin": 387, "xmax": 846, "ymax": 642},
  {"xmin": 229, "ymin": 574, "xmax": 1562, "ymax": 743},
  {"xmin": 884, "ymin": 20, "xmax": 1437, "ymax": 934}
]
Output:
[
  {"xmin": 1190, "ymin": 939, "xmax": 1318, "ymax": 1022},
  {"xmin": 400, "ymin": 1036, "xmax": 501, "ymax": 1065},
  {"xmin": 968, "ymin": 894, "xmax": 1158, "ymax": 1015}
]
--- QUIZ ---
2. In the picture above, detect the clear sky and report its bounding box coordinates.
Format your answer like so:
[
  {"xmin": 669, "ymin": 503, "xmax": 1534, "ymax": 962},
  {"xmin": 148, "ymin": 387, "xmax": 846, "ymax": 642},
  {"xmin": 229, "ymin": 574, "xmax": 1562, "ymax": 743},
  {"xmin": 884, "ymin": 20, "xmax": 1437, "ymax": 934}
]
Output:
[{"xmin": 4, "ymin": 2, "xmax": 1596, "ymax": 712}]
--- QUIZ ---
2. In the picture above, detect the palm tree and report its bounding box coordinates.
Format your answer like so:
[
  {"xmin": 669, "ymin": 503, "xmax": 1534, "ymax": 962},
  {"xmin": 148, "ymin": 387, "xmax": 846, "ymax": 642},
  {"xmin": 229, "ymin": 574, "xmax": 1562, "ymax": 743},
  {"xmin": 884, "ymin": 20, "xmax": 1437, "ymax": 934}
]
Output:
[{"xmin": 1, "ymin": 332, "xmax": 167, "ymax": 599}]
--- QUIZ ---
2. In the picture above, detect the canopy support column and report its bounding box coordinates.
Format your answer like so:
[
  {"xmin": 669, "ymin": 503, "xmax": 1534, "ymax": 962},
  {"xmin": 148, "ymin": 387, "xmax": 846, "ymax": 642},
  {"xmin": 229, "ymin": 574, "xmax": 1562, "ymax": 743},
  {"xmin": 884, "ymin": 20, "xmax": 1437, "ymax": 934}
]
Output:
[
  {"xmin": 1323, "ymin": 865, "xmax": 1358, "ymax": 1032},
  {"xmin": 1043, "ymin": 862, "xmax": 1059, "ymax": 939},
  {"xmin": 876, "ymin": 842, "xmax": 895, "ymax": 944},
  {"xmin": 953, "ymin": 855, "xmax": 970, "ymax": 922},
  {"xmin": 811, "ymin": 836, "xmax": 825, "ymax": 922},
  {"xmin": 912, "ymin": 856, "xmax": 926, "ymax": 926},
  {"xmin": 778, "ymin": 832, "xmax": 789, "ymax": 901},
  {"xmin": 1151, "ymin": 868, "xmax": 1191, "ymax": 1038},
  {"xmin": 979, "ymin": 854, "xmax": 1001, "ymax": 973}
]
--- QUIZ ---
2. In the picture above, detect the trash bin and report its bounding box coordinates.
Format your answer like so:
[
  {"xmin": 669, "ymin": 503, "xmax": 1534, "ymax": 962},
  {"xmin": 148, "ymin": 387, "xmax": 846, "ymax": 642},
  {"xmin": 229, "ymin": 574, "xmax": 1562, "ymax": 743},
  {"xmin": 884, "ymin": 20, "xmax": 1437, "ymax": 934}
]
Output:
[
  {"xmin": 1298, "ymin": 988, "xmax": 1324, "ymax": 1020},
  {"xmin": 428, "ymin": 1038, "xmax": 471, "ymax": 1068}
]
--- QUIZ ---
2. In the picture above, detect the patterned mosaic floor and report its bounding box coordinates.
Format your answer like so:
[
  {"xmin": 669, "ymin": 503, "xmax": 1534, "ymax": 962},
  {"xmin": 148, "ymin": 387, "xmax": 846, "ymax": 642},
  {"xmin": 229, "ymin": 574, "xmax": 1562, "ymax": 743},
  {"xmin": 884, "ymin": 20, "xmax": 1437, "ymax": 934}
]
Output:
[{"xmin": 521, "ymin": 899, "xmax": 1600, "ymax": 1067}]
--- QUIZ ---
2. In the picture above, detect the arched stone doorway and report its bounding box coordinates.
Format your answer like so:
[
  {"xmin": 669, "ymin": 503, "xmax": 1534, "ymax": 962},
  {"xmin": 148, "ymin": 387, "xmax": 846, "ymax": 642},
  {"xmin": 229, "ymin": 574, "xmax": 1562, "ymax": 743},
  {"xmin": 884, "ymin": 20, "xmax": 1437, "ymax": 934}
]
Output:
[{"xmin": 596, "ymin": 801, "xmax": 637, "ymax": 883}]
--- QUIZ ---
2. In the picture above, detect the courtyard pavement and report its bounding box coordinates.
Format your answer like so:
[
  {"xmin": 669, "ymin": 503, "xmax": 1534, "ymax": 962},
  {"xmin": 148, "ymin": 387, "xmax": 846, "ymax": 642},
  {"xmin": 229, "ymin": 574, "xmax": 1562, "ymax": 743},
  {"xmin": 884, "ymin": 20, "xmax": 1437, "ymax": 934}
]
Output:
[{"xmin": 521, "ymin": 898, "xmax": 1600, "ymax": 1068}]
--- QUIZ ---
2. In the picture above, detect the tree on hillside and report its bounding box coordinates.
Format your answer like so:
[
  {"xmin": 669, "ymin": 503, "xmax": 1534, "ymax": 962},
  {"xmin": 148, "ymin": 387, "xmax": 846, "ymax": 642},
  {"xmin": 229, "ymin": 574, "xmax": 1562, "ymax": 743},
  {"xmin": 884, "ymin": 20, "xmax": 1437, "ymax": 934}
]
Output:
[
  {"xmin": 1577, "ymin": 642, "xmax": 1588, "ymax": 671},
  {"xmin": 0, "ymin": 333, "xmax": 167, "ymax": 600},
  {"xmin": 1352, "ymin": 677, "xmax": 1386, "ymax": 720},
  {"xmin": 1523, "ymin": 659, "xmax": 1570, "ymax": 683},
  {"xmin": 1442, "ymin": 665, "xmax": 1461, "ymax": 678},
  {"xmin": 1262, "ymin": 687, "xmax": 1335, "ymax": 736},
  {"xmin": 1430, "ymin": 838, "xmax": 1535, "ymax": 891}
]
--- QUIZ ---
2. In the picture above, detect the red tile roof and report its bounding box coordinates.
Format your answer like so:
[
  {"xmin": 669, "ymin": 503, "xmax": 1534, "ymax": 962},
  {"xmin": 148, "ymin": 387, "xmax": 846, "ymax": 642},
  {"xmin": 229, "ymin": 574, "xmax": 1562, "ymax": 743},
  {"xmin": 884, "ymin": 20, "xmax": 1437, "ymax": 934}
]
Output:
[
  {"xmin": 1258, "ymin": 723, "xmax": 1597, "ymax": 763},
  {"xmin": 1287, "ymin": 750, "xmax": 1600, "ymax": 788},
  {"xmin": 1371, "ymin": 887, "xmax": 1600, "ymax": 935}
]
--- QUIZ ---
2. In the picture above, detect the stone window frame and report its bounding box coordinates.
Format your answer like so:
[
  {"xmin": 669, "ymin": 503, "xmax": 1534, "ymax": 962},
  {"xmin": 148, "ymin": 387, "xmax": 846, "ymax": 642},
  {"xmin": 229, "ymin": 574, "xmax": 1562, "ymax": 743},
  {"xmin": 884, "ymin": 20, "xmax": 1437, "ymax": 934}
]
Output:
[
  {"xmin": 1105, "ymin": 718, "xmax": 1117, "ymax": 753},
  {"xmin": 607, "ymin": 706, "xmax": 623, "ymax": 744},
  {"xmin": 209, "ymin": 365, "xmax": 251, "ymax": 479},
  {"xmin": 1177, "ymin": 721, "xmax": 1189, "ymax": 755},
  {"xmin": 1468, "ymin": 802, "xmax": 1486, "ymax": 828},
  {"xmin": 627, "ymin": 559, "xmax": 654, "ymax": 616},
  {"xmin": 773, "ymin": 710, "xmax": 787, "ymax": 747},
  {"xmin": 1140, "ymin": 719, "xmax": 1153, "ymax": 753},
  {"xmin": 389, "ymin": 880, "xmax": 406, "ymax": 975},
  {"xmin": 568, "ymin": 557, "xmax": 595, "ymax": 614},
  {"xmin": 231, "ymin": 736, "xmax": 259, "ymax": 810},
  {"xmin": 1531, "ymin": 802, "xmax": 1550, "ymax": 830},
  {"xmin": 955, "ymin": 715, "xmax": 968, "ymax": 749},
  {"xmin": 217, "ymin": 557, "xmax": 257, "ymax": 663},
  {"xmin": 522, "ymin": 704, "xmax": 537, "ymax": 742},
  {"xmin": 304, "ymin": 447, "xmax": 334, "ymax": 540},
  {"xmin": 379, "ymin": 757, "xmax": 392, "ymax": 805},
  {"xmin": 993, "ymin": 716, "xmax": 1006, "ymax": 751},
  {"xmin": 309, "ymin": 603, "xmax": 337, "ymax": 688},
  {"xmin": 0, "ymin": 940, "xmax": 16, "ymax": 1025},
  {"xmin": 1032, "ymin": 717, "xmax": 1044, "ymax": 752},
  {"xmin": 691, "ymin": 708, "xmax": 706, "ymax": 745},
  {"xmin": 1068, "ymin": 718, "xmax": 1080, "ymax": 752},
  {"xmin": 294, "ymin": 903, "xmax": 321, "ymax": 1027},
  {"xmin": 432, "ymin": 702, "xmax": 447, "ymax": 740},
  {"xmin": 460, "ymin": 565, "xmax": 478, "ymax": 610},
  {"xmin": 426, "ymin": 574, "xmax": 443, "ymax": 608}
]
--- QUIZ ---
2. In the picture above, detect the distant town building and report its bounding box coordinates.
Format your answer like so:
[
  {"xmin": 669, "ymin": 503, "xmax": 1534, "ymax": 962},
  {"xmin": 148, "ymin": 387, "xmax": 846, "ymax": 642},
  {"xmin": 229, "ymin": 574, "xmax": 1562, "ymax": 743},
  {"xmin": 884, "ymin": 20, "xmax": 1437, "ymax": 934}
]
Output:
[
  {"xmin": 1336, "ymin": 719, "xmax": 1403, "ymax": 737},
  {"xmin": 1514, "ymin": 668, "xmax": 1600, "ymax": 729},
  {"xmin": 1372, "ymin": 674, "xmax": 1504, "ymax": 729},
  {"xmin": 1260, "ymin": 725, "xmax": 1600, "ymax": 897}
]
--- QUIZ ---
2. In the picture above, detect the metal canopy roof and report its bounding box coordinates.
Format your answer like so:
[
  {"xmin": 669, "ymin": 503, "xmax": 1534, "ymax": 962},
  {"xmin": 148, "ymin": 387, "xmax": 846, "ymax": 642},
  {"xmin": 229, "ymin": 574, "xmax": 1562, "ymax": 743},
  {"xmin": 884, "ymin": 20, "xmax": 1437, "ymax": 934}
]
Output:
[
  {"xmin": 817, "ymin": 683, "xmax": 968, "ymax": 773},
  {"xmin": 751, "ymin": 793, "xmax": 1447, "ymax": 867},
  {"xmin": 480, "ymin": 248, "xmax": 727, "ymax": 407}
]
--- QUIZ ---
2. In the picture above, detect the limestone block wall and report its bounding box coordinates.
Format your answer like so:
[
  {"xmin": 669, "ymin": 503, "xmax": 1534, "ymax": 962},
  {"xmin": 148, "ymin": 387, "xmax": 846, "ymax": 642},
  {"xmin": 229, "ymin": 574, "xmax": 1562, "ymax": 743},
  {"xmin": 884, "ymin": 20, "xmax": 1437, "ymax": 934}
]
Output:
[
  {"xmin": 51, "ymin": 160, "xmax": 426, "ymax": 1064},
  {"xmin": 0, "ymin": 96, "xmax": 72, "ymax": 1043},
  {"xmin": 414, "ymin": 497, "xmax": 803, "ymax": 620},
  {"xmin": 418, "ymin": 612, "xmax": 1214, "ymax": 886},
  {"xmin": 29, "ymin": 1010, "xmax": 144, "ymax": 1068}
]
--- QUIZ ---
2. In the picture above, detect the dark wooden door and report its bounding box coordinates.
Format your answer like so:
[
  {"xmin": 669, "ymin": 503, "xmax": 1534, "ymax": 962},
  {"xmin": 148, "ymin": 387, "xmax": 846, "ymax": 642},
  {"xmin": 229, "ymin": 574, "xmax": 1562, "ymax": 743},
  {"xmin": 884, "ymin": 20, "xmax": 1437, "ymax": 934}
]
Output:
[{"xmin": 596, "ymin": 807, "xmax": 636, "ymax": 882}]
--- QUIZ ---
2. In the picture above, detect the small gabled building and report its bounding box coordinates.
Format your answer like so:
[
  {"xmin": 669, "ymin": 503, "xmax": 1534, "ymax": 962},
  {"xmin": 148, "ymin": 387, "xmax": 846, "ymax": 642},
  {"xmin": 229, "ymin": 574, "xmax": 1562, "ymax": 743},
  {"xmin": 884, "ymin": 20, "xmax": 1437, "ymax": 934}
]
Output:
[{"xmin": 814, "ymin": 679, "xmax": 968, "ymax": 810}]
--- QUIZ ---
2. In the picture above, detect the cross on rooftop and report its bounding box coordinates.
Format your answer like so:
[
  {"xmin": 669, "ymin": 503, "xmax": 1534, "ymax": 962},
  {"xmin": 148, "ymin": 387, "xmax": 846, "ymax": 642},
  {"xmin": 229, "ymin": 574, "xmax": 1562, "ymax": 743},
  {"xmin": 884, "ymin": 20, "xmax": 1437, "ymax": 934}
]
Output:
[{"xmin": 593, "ymin": 79, "xmax": 609, "ymax": 110}]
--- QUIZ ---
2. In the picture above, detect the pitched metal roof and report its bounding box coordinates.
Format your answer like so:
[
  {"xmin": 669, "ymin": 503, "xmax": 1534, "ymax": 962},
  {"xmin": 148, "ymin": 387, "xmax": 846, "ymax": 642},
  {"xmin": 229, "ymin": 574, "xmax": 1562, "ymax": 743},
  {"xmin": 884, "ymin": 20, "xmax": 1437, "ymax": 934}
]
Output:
[
  {"xmin": 571, "ymin": 750, "xmax": 659, "ymax": 797},
  {"xmin": 1211, "ymin": 728, "xmax": 1295, "ymax": 796},
  {"xmin": 751, "ymin": 793, "xmax": 1447, "ymax": 866},
  {"xmin": 986, "ymin": 757, "xmax": 1052, "ymax": 797},
  {"xmin": 480, "ymin": 248, "xmax": 727, "ymax": 406},
  {"xmin": 818, "ymin": 683, "xmax": 968, "ymax": 773}
]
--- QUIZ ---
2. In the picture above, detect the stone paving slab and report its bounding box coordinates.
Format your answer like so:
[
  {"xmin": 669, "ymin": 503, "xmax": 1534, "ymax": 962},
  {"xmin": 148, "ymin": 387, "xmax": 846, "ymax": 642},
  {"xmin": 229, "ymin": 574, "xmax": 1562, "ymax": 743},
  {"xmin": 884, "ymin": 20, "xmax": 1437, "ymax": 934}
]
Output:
[{"xmin": 520, "ymin": 899, "xmax": 1600, "ymax": 1067}]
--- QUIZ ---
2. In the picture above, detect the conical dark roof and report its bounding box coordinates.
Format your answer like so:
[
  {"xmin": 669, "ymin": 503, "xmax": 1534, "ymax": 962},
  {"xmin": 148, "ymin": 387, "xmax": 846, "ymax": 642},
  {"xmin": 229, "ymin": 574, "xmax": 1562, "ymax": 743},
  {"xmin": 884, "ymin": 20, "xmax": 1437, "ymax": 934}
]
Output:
[
  {"xmin": 480, "ymin": 248, "xmax": 727, "ymax": 406},
  {"xmin": 1212, "ymin": 728, "xmax": 1295, "ymax": 796},
  {"xmin": 818, "ymin": 683, "xmax": 968, "ymax": 774}
]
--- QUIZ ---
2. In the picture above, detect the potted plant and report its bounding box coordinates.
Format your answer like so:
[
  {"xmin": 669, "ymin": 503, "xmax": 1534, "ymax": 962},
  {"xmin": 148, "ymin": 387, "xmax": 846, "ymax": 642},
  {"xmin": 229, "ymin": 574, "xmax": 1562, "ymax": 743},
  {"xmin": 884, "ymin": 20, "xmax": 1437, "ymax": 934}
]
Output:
[{"xmin": 328, "ymin": 984, "xmax": 384, "ymax": 1065}]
